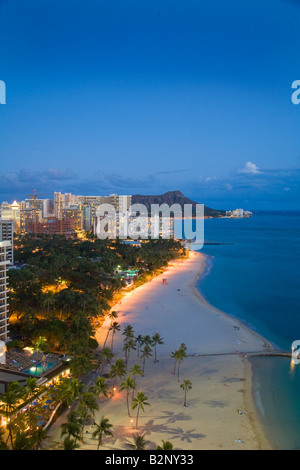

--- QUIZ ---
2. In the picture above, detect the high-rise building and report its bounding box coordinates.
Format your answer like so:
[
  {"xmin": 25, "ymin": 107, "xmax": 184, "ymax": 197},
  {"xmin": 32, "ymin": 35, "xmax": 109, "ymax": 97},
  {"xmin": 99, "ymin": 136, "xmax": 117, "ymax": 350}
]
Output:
[
  {"xmin": 0, "ymin": 219, "xmax": 14, "ymax": 265},
  {"xmin": 0, "ymin": 220, "xmax": 11, "ymax": 342}
]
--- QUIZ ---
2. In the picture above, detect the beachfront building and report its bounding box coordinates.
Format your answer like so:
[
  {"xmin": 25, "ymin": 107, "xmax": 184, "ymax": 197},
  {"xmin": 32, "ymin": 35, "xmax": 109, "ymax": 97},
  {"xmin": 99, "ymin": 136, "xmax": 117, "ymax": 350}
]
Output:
[
  {"xmin": 0, "ymin": 219, "xmax": 14, "ymax": 265},
  {"xmin": 0, "ymin": 237, "xmax": 11, "ymax": 342}
]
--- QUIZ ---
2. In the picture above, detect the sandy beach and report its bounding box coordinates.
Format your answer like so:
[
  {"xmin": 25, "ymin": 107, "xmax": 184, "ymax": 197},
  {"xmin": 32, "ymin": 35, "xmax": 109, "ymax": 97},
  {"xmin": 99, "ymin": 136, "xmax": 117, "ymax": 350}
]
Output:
[{"xmin": 48, "ymin": 250, "xmax": 273, "ymax": 450}]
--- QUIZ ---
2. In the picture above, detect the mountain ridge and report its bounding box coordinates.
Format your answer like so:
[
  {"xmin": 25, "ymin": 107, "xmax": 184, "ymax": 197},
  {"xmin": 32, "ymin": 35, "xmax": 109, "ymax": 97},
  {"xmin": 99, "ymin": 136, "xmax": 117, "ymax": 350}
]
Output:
[{"xmin": 132, "ymin": 190, "xmax": 226, "ymax": 218}]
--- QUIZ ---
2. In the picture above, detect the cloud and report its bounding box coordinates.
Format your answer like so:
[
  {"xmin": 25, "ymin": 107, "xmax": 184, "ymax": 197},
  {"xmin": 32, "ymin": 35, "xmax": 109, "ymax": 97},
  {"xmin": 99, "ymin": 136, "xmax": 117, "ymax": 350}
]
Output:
[
  {"xmin": 0, "ymin": 168, "xmax": 77, "ymax": 195},
  {"xmin": 238, "ymin": 161, "xmax": 262, "ymax": 175}
]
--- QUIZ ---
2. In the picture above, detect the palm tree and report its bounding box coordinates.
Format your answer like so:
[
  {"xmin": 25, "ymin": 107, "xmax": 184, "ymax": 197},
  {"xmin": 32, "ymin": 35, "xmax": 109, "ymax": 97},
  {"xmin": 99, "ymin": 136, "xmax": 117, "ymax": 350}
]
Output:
[
  {"xmin": 122, "ymin": 324, "xmax": 135, "ymax": 342},
  {"xmin": 103, "ymin": 311, "xmax": 118, "ymax": 348},
  {"xmin": 141, "ymin": 335, "xmax": 153, "ymax": 347},
  {"xmin": 88, "ymin": 376, "xmax": 109, "ymax": 399},
  {"xmin": 23, "ymin": 377, "xmax": 39, "ymax": 429},
  {"xmin": 131, "ymin": 392, "xmax": 150, "ymax": 428},
  {"xmin": 109, "ymin": 359, "xmax": 126, "ymax": 395},
  {"xmin": 180, "ymin": 379, "xmax": 192, "ymax": 407},
  {"xmin": 60, "ymin": 410, "xmax": 83, "ymax": 443},
  {"xmin": 129, "ymin": 433, "xmax": 149, "ymax": 450},
  {"xmin": 152, "ymin": 333, "xmax": 164, "ymax": 363},
  {"xmin": 0, "ymin": 381, "xmax": 23, "ymax": 449},
  {"xmin": 31, "ymin": 426, "xmax": 49, "ymax": 450},
  {"xmin": 176, "ymin": 347, "xmax": 187, "ymax": 382},
  {"xmin": 171, "ymin": 349, "xmax": 179, "ymax": 375},
  {"xmin": 32, "ymin": 336, "xmax": 49, "ymax": 374},
  {"xmin": 96, "ymin": 347, "xmax": 114, "ymax": 376},
  {"xmin": 128, "ymin": 364, "xmax": 143, "ymax": 399},
  {"xmin": 140, "ymin": 344, "xmax": 153, "ymax": 375},
  {"xmin": 119, "ymin": 377, "xmax": 136, "ymax": 417},
  {"xmin": 57, "ymin": 377, "xmax": 84, "ymax": 409},
  {"xmin": 157, "ymin": 440, "xmax": 174, "ymax": 450},
  {"xmin": 78, "ymin": 392, "xmax": 99, "ymax": 429},
  {"xmin": 123, "ymin": 338, "xmax": 136, "ymax": 371},
  {"xmin": 62, "ymin": 436, "xmax": 80, "ymax": 450},
  {"xmin": 110, "ymin": 321, "xmax": 121, "ymax": 353},
  {"xmin": 135, "ymin": 335, "xmax": 143, "ymax": 357},
  {"xmin": 92, "ymin": 416, "xmax": 113, "ymax": 450}
]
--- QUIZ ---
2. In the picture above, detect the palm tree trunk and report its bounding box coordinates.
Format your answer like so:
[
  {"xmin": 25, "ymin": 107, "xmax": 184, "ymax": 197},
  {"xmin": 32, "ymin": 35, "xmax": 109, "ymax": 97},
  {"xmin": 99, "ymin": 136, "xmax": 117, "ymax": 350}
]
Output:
[
  {"xmin": 135, "ymin": 406, "xmax": 140, "ymax": 428},
  {"xmin": 126, "ymin": 393, "xmax": 131, "ymax": 417},
  {"xmin": 103, "ymin": 328, "xmax": 110, "ymax": 348}
]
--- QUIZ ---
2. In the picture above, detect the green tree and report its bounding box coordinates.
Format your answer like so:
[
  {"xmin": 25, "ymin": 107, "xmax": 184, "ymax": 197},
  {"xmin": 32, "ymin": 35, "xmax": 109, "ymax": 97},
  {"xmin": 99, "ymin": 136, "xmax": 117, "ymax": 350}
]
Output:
[
  {"xmin": 180, "ymin": 379, "xmax": 192, "ymax": 407},
  {"xmin": 92, "ymin": 416, "xmax": 113, "ymax": 450},
  {"xmin": 140, "ymin": 344, "xmax": 153, "ymax": 375},
  {"xmin": 157, "ymin": 440, "xmax": 174, "ymax": 450},
  {"xmin": 0, "ymin": 381, "xmax": 24, "ymax": 449},
  {"xmin": 131, "ymin": 392, "xmax": 150, "ymax": 429},
  {"xmin": 119, "ymin": 376, "xmax": 136, "ymax": 417},
  {"xmin": 60, "ymin": 410, "xmax": 83, "ymax": 443},
  {"xmin": 110, "ymin": 321, "xmax": 121, "ymax": 353},
  {"xmin": 123, "ymin": 338, "xmax": 136, "ymax": 372},
  {"xmin": 152, "ymin": 333, "xmax": 164, "ymax": 363},
  {"xmin": 129, "ymin": 433, "xmax": 149, "ymax": 450},
  {"xmin": 88, "ymin": 376, "xmax": 109, "ymax": 399},
  {"xmin": 109, "ymin": 359, "xmax": 126, "ymax": 395}
]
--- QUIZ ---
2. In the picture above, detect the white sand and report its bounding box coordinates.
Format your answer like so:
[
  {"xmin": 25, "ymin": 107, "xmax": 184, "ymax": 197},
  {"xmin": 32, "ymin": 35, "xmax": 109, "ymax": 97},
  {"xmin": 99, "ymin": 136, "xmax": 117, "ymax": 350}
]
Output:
[{"xmin": 48, "ymin": 251, "xmax": 272, "ymax": 450}]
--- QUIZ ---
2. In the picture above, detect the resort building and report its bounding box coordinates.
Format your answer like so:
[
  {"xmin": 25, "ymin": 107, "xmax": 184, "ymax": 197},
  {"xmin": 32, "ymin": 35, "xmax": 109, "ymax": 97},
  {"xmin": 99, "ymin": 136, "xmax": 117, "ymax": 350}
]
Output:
[
  {"xmin": 0, "ymin": 238, "xmax": 11, "ymax": 342},
  {"xmin": 0, "ymin": 219, "xmax": 14, "ymax": 265}
]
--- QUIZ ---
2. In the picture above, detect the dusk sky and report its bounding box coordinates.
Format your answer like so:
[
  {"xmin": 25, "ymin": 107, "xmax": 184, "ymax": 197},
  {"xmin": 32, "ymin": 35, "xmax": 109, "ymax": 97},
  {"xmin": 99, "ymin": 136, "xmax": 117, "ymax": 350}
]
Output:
[{"xmin": 1, "ymin": 0, "xmax": 300, "ymax": 210}]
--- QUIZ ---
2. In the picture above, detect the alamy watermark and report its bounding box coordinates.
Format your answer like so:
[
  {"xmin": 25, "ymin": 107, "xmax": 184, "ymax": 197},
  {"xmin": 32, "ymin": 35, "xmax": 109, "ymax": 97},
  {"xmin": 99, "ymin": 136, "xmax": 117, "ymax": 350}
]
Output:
[
  {"xmin": 291, "ymin": 341, "xmax": 300, "ymax": 365},
  {"xmin": 291, "ymin": 80, "xmax": 300, "ymax": 105},
  {"xmin": 0, "ymin": 80, "xmax": 6, "ymax": 104},
  {"xmin": 95, "ymin": 203, "xmax": 204, "ymax": 247}
]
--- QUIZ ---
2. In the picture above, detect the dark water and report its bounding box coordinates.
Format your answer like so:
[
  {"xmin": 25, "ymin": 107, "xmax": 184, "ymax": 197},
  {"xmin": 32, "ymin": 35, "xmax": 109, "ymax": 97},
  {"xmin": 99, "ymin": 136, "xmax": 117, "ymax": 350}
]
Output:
[{"xmin": 194, "ymin": 212, "xmax": 300, "ymax": 449}]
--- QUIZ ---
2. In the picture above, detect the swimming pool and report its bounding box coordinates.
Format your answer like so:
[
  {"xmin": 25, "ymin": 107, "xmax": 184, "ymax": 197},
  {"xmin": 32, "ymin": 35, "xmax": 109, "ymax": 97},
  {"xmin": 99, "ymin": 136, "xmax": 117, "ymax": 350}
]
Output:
[{"xmin": 23, "ymin": 361, "xmax": 56, "ymax": 376}]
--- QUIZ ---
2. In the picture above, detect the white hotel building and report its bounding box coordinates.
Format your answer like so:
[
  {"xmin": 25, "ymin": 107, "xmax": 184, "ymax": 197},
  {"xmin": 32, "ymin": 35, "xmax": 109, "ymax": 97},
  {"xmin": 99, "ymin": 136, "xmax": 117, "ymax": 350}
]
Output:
[{"xmin": 0, "ymin": 220, "xmax": 13, "ymax": 342}]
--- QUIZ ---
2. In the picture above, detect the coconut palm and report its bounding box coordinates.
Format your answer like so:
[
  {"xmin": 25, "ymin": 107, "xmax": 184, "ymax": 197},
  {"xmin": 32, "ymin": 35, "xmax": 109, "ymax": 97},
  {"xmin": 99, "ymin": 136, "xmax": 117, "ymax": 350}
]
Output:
[
  {"xmin": 119, "ymin": 377, "xmax": 136, "ymax": 417},
  {"xmin": 96, "ymin": 347, "xmax": 114, "ymax": 375},
  {"xmin": 110, "ymin": 321, "xmax": 121, "ymax": 353},
  {"xmin": 60, "ymin": 410, "xmax": 83, "ymax": 443},
  {"xmin": 129, "ymin": 433, "xmax": 149, "ymax": 450},
  {"xmin": 131, "ymin": 392, "xmax": 150, "ymax": 428},
  {"xmin": 157, "ymin": 440, "xmax": 174, "ymax": 450},
  {"xmin": 176, "ymin": 347, "xmax": 187, "ymax": 382},
  {"xmin": 109, "ymin": 359, "xmax": 126, "ymax": 395},
  {"xmin": 88, "ymin": 376, "xmax": 109, "ymax": 399},
  {"xmin": 62, "ymin": 436, "xmax": 80, "ymax": 450},
  {"xmin": 92, "ymin": 416, "xmax": 113, "ymax": 450},
  {"xmin": 141, "ymin": 335, "xmax": 153, "ymax": 347},
  {"xmin": 140, "ymin": 344, "xmax": 153, "ymax": 375},
  {"xmin": 103, "ymin": 311, "xmax": 118, "ymax": 348},
  {"xmin": 122, "ymin": 324, "xmax": 135, "ymax": 342},
  {"xmin": 171, "ymin": 349, "xmax": 179, "ymax": 375},
  {"xmin": 123, "ymin": 338, "xmax": 136, "ymax": 371},
  {"xmin": 180, "ymin": 379, "xmax": 192, "ymax": 407},
  {"xmin": 0, "ymin": 381, "xmax": 24, "ymax": 449},
  {"xmin": 135, "ymin": 335, "xmax": 143, "ymax": 358},
  {"xmin": 23, "ymin": 377, "xmax": 39, "ymax": 429},
  {"xmin": 78, "ymin": 392, "xmax": 99, "ymax": 428},
  {"xmin": 152, "ymin": 333, "xmax": 164, "ymax": 363}
]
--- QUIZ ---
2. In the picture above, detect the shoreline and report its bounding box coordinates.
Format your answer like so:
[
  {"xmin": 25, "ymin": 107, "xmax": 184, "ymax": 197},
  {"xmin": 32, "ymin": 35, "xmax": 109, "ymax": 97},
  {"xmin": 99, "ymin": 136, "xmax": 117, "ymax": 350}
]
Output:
[
  {"xmin": 48, "ymin": 250, "xmax": 274, "ymax": 449},
  {"xmin": 94, "ymin": 250, "xmax": 274, "ymax": 449}
]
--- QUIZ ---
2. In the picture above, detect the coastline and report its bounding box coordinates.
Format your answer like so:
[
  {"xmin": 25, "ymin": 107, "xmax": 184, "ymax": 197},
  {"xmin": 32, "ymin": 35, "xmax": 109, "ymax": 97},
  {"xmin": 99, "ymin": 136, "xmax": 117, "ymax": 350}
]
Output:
[{"xmin": 48, "ymin": 250, "xmax": 274, "ymax": 449}]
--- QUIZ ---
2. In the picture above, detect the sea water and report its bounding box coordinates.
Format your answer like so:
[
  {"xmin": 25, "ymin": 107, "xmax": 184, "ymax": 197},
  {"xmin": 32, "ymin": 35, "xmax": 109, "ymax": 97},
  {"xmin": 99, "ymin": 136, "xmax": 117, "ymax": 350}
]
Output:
[{"xmin": 195, "ymin": 212, "xmax": 300, "ymax": 449}]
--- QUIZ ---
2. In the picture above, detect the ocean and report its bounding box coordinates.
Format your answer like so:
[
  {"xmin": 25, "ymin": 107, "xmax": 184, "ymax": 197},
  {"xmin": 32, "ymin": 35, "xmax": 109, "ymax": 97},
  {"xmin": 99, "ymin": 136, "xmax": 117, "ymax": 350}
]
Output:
[{"xmin": 194, "ymin": 211, "xmax": 300, "ymax": 449}]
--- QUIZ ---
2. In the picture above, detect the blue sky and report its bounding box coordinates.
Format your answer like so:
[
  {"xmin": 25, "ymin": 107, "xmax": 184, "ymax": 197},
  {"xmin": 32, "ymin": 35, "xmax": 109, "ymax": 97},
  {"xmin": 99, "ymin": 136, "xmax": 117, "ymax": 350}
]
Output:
[{"xmin": 0, "ymin": 0, "xmax": 300, "ymax": 209}]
